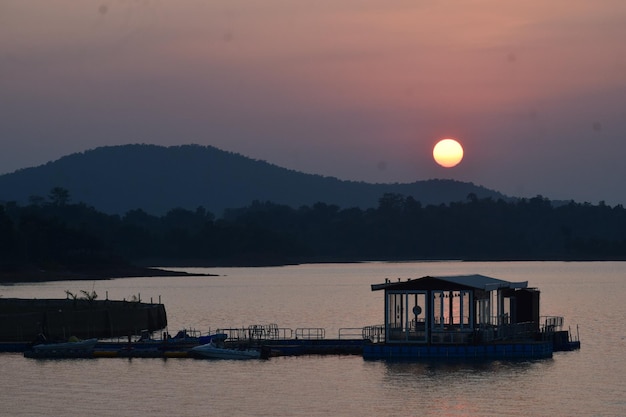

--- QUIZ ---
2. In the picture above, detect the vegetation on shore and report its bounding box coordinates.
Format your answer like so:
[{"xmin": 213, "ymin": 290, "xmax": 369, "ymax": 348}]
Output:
[{"xmin": 1, "ymin": 188, "xmax": 625, "ymax": 282}]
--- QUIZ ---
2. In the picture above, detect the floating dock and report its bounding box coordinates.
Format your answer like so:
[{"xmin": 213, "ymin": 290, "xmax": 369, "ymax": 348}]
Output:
[
  {"xmin": 363, "ymin": 341, "xmax": 554, "ymax": 360},
  {"xmin": 362, "ymin": 274, "xmax": 581, "ymax": 360},
  {"xmin": 21, "ymin": 329, "xmax": 369, "ymax": 359},
  {"xmin": 12, "ymin": 274, "xmax": 582, "ymax": 361}
]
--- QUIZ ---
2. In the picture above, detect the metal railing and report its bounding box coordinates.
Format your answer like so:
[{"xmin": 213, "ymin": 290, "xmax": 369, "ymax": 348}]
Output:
[
  {"xmin": 215, "ymin": 324, "xmax": 382, "ymax": 342},
  {"xmin": 540, "ymin": 316, "xmax": 564, "ymax": 332},
  {"xmin": 218, "ymin": 324, "xmax": 293, "ymax": 342},
  {"xmin": 496, "ymin": 321, "xmax": 537, "ymax": 341},
  {"xmin": 430, "ymin": 330, "xmax": 472, "ymax": 344},
  {"xmin": 362, "ymin": 325, "xmax": 385, "ymax": 343},
  {"xmin": 338, "ymin": 327, "xmax": 365, "ymax": 339},
  {"xmin": 295, "ymin": 328, "xmax": 325, "ymax": 340}
]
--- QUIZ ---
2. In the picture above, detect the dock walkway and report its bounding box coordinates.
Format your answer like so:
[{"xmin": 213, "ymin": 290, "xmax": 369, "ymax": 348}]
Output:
[{"xmin": 18, "ymin": 324, "xmax": 370, "ymax": 359}]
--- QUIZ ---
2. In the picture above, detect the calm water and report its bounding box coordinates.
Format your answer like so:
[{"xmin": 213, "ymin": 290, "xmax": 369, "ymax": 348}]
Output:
[{"xmin": 1, "ymin": 262, "xmax": 624, "ymax": 417}]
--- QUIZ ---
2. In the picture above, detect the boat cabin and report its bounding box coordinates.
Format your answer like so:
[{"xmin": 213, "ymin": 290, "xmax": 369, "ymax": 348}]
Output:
[{"xmin": 371, "ymin": 275, "xmax": 540, "ymax": 345}]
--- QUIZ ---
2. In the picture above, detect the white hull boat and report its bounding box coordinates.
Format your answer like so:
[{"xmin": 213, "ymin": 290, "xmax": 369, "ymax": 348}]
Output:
[
  {"xmin": 32, "ymin": 338, "xmax": 98, "ymax": 352},
  {"xmin": 191, "ymin": 334, "xmax": 261, "ymax": 359},
  {"xmin": 190, "ymin": 342, "xmax": 261, "ymax": 360}
]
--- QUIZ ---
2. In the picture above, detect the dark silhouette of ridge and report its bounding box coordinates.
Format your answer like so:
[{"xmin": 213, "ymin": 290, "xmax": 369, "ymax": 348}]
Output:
[{"xmin": 0, "ymin": 144, "xmax": 510, "ymax": 215}]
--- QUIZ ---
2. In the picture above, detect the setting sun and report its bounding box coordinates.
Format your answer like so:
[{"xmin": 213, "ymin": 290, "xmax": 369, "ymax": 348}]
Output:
[{"xmin": 433, "ymin": 138, "xmax": 464, "ymax": 168}]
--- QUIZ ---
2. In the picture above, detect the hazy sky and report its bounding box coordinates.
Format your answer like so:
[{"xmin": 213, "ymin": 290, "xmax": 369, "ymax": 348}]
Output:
[{"xmin": 2, "ymin": 1, "xmax": 625, "ymax": 205}]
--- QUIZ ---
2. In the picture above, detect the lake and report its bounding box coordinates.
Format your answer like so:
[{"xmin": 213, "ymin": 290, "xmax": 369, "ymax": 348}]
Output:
[{"xmin": 1, "ymin": 261, "xmax": 624, "ymax": 416}]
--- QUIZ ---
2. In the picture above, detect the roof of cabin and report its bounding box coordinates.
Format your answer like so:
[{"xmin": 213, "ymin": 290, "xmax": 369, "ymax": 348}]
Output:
[{"xmin": 371, "ymin": 274, "xmax": 528, "ymax": 292}]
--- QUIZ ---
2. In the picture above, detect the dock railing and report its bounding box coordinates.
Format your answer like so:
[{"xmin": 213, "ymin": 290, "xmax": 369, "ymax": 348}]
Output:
[
  {"xmin": 338, "ymin": 328, "xmax": 365, "ymax": 340},
  {"xmin": 295, "ymin": 328, "xmax": 325, "ymax": 340},
  {"xmin": 540, "ymin": 316, "xmax": 564, "ymax": 333},
  {"xmin": 362, "ymin": 325, "xmax": 385, "ymax": 343},
  {"xmin": 539, "ymin": 316, "xmax": 580, "ymax": 346},
  {"xmin": 216, "ymin": 324, "xmax": 381, "ymax": 343},
  {"xmin": 218, "ymin": 324, "xmax": 293, "ymax": 343},
  {"xmin": 495, "ymin": 321, "xmax": 537, "ymax": 341}
]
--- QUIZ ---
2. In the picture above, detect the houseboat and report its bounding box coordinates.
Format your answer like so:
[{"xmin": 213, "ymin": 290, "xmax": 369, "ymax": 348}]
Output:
[{"xmin": 362, "ymin": 274, "xmax": 580, "ymax": 360}]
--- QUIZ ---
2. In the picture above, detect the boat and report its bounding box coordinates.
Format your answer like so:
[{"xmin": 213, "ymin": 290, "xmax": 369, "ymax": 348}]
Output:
[
  {"xmin": 32, "ymin": 336, "xmax": 98, "ymax": 352},
  {"xmin": 24, "ymin": 336, "xmax": 99, "ymax": 358},
  {"xmin": 190, "ymin": 334, "xmax": 261, "ymax": 359},
  {"xmin": 362, "ymin": 274, "xmax": 581, "ymax": 360}
]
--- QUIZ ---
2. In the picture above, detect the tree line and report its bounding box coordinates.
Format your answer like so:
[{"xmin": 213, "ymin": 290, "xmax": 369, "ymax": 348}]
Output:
[{"xmin": 1, "ymin": 188, "xmax": 625, "ymax": 273}]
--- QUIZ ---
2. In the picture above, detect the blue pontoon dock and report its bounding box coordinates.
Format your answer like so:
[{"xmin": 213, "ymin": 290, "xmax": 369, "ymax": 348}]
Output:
[
  {"xmin": 362, "ymin": 274, "xmax": 580, "ymax": 360},
  {"xmin": 16, "ymin": 274, "xmax": 580, "ymax": 360}
]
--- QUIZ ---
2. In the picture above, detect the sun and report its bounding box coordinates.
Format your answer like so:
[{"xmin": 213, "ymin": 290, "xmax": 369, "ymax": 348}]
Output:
[{"xmin": 433, "ymin": 138, "xmax": 464, "ymax": 168}]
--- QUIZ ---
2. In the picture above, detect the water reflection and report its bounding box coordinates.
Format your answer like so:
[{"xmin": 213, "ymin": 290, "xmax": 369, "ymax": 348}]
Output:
[
  {"xmin": 382, "ymin": 359, "xmax": 546, "ymax": 382},
  {"xmin": 374, "ymin": 359, "xmax": 558, "ymax": 416}
]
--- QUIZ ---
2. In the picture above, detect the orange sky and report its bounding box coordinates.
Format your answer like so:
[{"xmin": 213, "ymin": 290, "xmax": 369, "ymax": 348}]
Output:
[{"xmin": 1, "ymin": 1, "xmax": 625, "ymax": 204}]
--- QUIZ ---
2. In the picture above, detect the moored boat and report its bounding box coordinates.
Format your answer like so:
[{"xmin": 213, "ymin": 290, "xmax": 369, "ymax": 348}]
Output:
[
  {"xmin": 32, "ymin": 337, "xmax": 98, "ymax": 352},
  {"xmin": 24, "ymin": 336, "xmax": 99, "ymax": 358},
  {"xmin": 190, "ymin": 334, "xmax": 261, "ymax": 360}
]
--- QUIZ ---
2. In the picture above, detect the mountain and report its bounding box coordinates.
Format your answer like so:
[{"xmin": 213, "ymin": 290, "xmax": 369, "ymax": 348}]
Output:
[{"xmin": 0, "ymin": 144, "xmax": 510, "ymax": 215}]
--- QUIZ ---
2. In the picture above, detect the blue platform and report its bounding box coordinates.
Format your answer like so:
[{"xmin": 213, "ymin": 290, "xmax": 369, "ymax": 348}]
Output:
[{"xmin": 362, "ymin": 341, "xmax": 553, "ymax": 360}]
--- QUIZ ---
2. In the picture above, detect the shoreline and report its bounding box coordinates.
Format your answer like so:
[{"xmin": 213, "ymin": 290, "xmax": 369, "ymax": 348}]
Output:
[
  {"xmin": 0, "ymin": 266, "xmax": 214, "ymax": 284},
  {"xmin": 3, "ymin": 258, "xmax": 623, "ymax": 284}
]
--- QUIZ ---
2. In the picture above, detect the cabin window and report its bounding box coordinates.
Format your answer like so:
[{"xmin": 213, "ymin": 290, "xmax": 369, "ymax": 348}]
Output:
[
  {"xmin": 432, "ymin": 290, "xmax": 472, "ymax": 328},
  {"xmin": 477, "ymin": 290, "xmax": 512, "ymax": 326},
  {"xmin": 386, "ymin": 291, "xmax": 427, "ymax": 343},
  {"xmin": 459, "ymin": 290, "xmax": 471, "ymax": 327},
  {"xmin": 433, "ymin": 291, "xmax": 445, "ymax": 328},
  {"xmin": 477, "ymin": 296, "xmax": 491, "ymax": 326}
]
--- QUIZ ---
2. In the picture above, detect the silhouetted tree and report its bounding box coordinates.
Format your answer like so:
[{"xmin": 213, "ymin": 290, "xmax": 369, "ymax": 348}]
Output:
[
  {"xmin": 3, "ymin": 192, "xmax": 626, "ymax": 274},
  {"xmin": 48, "ymin": 187, "xmax": 70, "ymax": 206},
  {"xmin": 0, "ymin": 205, "xmax": 18, "ymax": 268}
]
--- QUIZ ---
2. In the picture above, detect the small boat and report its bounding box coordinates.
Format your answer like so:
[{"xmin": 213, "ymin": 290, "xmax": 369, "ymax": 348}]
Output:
[
  {"xmin": 32, "ymin": 337, "xmax": 98, "ymax": 352},
  {"xmin": 24, "ymin": 336, "xmax": 99, "ymax": 358},
  {"xmin": 190, "ymin": 334, "xmax": 261, "ymax": 360}
]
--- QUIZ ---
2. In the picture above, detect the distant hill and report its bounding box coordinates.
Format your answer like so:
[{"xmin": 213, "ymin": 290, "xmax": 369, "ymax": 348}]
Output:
[{"xmin": 0, "ymin": 144, "xmax": 511, "ymax": 215}]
